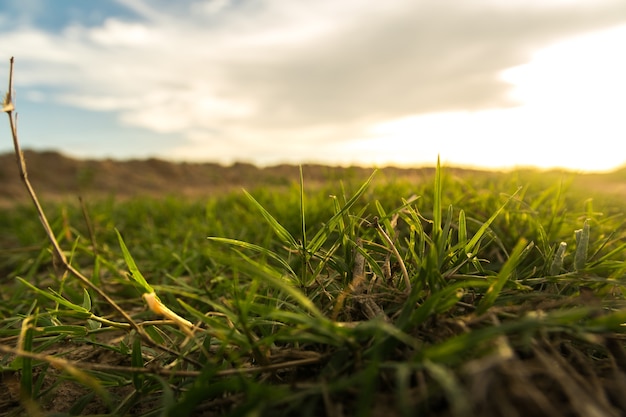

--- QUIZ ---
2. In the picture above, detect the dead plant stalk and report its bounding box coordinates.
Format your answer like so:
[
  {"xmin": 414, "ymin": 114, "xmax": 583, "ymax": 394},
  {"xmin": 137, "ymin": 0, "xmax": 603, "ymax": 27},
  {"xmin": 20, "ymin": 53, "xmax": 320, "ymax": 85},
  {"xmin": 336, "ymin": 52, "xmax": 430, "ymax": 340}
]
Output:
[{"xmin": 2, "ymin": 57, "xmax": 195, "ymax": 365}]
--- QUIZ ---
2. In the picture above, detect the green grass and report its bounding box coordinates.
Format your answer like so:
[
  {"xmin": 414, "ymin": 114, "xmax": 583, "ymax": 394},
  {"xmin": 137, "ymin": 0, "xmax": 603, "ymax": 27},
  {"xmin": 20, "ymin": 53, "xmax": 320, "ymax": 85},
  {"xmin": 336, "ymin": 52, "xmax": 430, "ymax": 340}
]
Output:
[{"xmin": 2, "ymin": 164, "xmax": 626, "ymax": 416}]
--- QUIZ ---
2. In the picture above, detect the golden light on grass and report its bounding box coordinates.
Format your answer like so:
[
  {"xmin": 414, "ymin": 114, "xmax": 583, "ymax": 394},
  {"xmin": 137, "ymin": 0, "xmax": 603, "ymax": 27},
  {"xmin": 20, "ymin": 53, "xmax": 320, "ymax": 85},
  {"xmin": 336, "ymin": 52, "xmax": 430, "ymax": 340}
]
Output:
[{"xmin": 142, "ymin": 292, "xmax": 193, "ymax": 330}]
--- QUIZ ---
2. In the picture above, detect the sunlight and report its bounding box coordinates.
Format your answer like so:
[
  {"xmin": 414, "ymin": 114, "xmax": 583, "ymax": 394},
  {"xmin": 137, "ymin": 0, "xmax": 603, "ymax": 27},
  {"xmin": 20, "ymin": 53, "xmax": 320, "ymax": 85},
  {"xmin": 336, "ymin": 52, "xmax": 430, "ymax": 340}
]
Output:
[
  {"xmin": 502, "ymin": 24, "xmax": 626, "ymax": 110},
  {"xmin": 360, "ymin": 24, "xmax": 626, "ymax": 171}
]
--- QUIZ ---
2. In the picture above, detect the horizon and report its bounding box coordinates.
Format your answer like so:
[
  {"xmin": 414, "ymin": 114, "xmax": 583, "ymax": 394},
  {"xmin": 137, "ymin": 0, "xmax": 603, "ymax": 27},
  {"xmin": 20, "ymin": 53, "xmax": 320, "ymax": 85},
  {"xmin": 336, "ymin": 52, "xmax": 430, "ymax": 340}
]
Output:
[
  {"xmin": 5, "ymin": 147, "xmax": 625, "ymax": 175},
  {"xmin": 1, "ymin": 1, "xmax": 625, "ymax": 172}
]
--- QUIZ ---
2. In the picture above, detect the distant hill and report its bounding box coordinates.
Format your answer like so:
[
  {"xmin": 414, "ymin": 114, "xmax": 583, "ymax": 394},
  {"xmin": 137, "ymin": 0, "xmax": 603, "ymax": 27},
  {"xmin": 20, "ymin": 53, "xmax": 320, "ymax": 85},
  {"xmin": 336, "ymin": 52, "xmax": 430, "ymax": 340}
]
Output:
[
  {"xmin": 2, "ymin": 150, "xmax": 623, "ymax": 206},
  {"xmin": 0, "ymin": 150, "xmax": 442, "ymax": 204}
]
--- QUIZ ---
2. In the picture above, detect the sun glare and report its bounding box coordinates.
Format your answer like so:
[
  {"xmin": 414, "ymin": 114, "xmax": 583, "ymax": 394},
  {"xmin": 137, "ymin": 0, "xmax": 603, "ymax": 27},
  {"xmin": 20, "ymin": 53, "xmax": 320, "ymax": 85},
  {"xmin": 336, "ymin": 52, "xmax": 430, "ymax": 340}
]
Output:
[{"xmin": 358, "ymin": 24, "xmax": 626, "ymax": 172}]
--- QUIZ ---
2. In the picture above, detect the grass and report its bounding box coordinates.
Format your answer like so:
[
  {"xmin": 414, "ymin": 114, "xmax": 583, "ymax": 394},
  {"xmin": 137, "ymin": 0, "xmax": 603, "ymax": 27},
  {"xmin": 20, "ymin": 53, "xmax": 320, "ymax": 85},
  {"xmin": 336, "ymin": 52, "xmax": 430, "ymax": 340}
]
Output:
[
  {"xmin": 2, "ymin": 162, "xmax": 626, "ymax": 416},
  {"xmin": 3, "ymin": 58, "xmax": 626, "ymax": 416}
]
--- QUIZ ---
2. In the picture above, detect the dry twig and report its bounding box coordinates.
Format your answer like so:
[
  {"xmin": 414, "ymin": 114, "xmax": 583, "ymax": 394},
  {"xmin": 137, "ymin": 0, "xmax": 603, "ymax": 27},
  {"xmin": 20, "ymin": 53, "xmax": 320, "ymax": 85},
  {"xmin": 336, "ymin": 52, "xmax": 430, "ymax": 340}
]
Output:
[{"xmin": 2, "ymin": 57, "xmax": 197, "ymax": 366}]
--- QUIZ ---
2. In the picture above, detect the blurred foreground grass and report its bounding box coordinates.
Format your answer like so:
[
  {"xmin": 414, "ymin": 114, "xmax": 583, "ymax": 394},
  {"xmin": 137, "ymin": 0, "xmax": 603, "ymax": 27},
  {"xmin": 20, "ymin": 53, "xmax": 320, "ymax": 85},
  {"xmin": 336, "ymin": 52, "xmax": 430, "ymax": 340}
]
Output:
[{"xmin": 1, "ymin": 164, "xmax": 626, "ymax": 416}]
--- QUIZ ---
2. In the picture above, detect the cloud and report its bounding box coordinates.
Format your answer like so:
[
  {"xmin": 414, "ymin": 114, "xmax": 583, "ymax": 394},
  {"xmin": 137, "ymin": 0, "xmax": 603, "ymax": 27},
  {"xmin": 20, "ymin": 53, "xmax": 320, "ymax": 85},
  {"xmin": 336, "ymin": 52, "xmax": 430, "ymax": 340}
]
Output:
[{"xmin": 1, "ymin": 0, "xmax": 625, "ymax": 163}]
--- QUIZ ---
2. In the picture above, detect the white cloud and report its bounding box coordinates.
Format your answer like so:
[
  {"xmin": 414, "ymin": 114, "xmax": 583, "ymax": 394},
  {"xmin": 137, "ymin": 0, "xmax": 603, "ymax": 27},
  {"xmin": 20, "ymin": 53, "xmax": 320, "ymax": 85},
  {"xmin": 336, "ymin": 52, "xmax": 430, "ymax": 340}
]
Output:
[
  {"xmin": 0, "ymin": 0, "xmax": 625, "ymax": 169},
  {"xmin": 85, "ymin": 18, "xmax": 158, "ymax": 46}
]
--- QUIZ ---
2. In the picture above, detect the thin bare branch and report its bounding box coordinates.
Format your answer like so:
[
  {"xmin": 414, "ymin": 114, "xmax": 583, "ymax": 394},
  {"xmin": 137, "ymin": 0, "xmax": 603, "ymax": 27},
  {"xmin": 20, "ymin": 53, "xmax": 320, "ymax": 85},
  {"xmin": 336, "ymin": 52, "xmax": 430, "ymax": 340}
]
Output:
[{"xmin": 2, "ymin": 57, "xmax": 197, "ymax": 366}]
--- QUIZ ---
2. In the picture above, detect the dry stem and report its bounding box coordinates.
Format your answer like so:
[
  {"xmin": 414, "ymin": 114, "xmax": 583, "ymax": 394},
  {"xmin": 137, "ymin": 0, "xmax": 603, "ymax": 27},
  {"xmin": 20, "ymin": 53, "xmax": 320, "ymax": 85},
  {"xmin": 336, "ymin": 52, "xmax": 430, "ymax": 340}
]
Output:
[
  {"xmin": 2, "ymin": 57, "xmax": 197, "ymax": 366},
  {"xmin": 373, "ymin": 216, "xmax": 411, "ymax": 294},
  {"xmin": 0, "ymin": 343, "xmax": 323, "ymax": 378}
]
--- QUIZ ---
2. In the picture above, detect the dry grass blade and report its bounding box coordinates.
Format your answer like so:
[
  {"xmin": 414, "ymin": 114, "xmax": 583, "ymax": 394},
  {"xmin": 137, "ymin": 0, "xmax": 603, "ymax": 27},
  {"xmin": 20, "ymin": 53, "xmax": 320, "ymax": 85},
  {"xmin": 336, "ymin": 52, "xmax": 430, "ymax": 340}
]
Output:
[
  {"xmin": 331, "ymin": 238, "xmax": 391, "ymax": 322},
  {"xmin": 373, "ymin": 216, "xmax": 411, "ymax": 294},
  {"xmin": 532, "ymin": 340, "xmax": 620, "ymax": 417},
  {"xmin": 0, "ymin": 343, "xmax": 325, "ymax": 379}
]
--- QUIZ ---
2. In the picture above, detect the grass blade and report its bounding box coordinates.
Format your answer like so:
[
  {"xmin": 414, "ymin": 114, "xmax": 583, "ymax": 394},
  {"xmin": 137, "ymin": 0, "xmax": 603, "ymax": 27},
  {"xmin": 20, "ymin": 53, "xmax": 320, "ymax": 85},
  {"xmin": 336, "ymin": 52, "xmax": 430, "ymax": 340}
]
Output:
[
  {"xmin": 307, "ymin": 170, "xmax": 376, "ymax": 254},
  {"xmin": 18, "ymin": 317, "xmax": 34, "ymax": 400},
  {"xmin": 299, "ymin": 165, "xmax": 307, "ymax": 251},
  {"xmin": 206, "ymin": 237, "xmax": 297, "ymax": 276},
  {"xmin": 476, "ymin": 239, "xmax": 531, "ymax": 315},
  {"xmin": 16, "ymin": 278, "xmax": 91, "ymax": 316},
  {"xmin": 115, "ymin": 229, "xmax": 154, "ymax": 293},
  {"xmin": 243, "ymin": 189, "xmax": 298, "ymax": 249},
  {"xmin": 211, "ymin": 249, "xmax": 325, "ymax": 320},
  {"xmin": 549, "ymin": 242, "xmax": 567, "ymax": 275},
  {"xmin": 464, "ymin": 187, "xmax": 522, "ymax": 256},
  {"xmin": 131, "ymin": 336, "xmax": 144, "ymax": 391},
  {"xmin": 574, "ymin": 219, "xmax": 590, "ymax": 271},
  {"xmin": 458, "ymin": 209, "xmax": 467, "ymax": 248},
  {"xmin": 433, "ymin": 155, "xmax": 443, "ymax": 243}
]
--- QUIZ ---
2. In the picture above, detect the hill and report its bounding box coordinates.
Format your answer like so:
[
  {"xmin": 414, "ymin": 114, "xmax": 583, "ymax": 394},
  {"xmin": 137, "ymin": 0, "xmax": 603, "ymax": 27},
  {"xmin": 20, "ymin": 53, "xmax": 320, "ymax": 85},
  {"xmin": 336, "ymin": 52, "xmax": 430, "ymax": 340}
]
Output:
[
  {"xmin": 1, "ymin": 150, "xmax": 624, "ymax": 205},
  {"xmin": 0, "ymin": 150, "xmax": 441, "ymax": 203}
]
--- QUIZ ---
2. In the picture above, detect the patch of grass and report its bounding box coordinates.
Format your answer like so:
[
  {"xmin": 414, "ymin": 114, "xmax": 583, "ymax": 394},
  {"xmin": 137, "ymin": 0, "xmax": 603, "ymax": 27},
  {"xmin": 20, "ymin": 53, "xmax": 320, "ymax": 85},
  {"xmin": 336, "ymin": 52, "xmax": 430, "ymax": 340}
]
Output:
[{"xmin": 2, "ymin": 162, "xmax": 626, "ymax": 416}]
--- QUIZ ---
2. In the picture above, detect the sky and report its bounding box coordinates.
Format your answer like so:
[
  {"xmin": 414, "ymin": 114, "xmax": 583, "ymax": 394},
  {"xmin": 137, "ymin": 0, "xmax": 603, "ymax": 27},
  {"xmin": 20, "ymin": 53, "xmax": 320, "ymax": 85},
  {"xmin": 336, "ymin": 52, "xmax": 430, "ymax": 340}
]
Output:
[{"xmin": 0, "ymin": 0, "xmax": 625, "ymax": 171}]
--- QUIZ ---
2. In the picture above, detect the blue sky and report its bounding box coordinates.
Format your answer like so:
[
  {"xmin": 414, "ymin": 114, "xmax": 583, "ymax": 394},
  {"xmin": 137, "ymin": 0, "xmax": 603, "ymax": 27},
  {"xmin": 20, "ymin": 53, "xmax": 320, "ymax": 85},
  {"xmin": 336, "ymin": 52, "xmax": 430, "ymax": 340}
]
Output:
[{"xmin": 1, "ymin": 0, "xmax": 625, "ymax": 171}]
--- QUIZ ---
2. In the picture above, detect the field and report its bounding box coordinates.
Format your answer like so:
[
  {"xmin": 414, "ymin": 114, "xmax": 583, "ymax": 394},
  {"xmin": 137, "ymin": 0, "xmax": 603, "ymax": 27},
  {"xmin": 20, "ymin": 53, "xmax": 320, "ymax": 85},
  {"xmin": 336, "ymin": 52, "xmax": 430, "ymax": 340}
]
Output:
[{"xmin": 2, "ymin": 148, "xmax": 626, "ymax": 416}]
